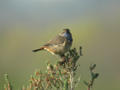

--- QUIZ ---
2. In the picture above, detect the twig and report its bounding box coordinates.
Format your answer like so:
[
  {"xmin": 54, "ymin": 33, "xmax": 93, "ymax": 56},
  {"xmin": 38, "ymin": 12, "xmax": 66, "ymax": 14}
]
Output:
[
  {"xmin": 70, "ymin": 71, "xmax": 74, "ymax": 90},
  {"xmin": 84, "ymin": 64, "xmax": 99, "ymax": 90}
]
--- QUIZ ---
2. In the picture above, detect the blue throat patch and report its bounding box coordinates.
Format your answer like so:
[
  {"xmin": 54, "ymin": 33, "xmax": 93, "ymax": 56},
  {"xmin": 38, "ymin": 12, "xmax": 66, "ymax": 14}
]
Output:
[{"xmin": 63, "ymin": 32, "xmax": 72, "ymax": 41}]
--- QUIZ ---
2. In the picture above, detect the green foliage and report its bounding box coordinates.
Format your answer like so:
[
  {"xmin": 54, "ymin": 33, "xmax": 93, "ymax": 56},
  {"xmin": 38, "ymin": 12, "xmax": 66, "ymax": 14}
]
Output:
[
  {"xmin": 3, "ymin": 47, "xmax": 99, "ymax": 90},
  {"xmin": 24, "ymin": 47, "xmax": 81, "ymax": 90},
  {"xmin": 4, "ymin": 74, "xmax": 12, "ymax": 90}
]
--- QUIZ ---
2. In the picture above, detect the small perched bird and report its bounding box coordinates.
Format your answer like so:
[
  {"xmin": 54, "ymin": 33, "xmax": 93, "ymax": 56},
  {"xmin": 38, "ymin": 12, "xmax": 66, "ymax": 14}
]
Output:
[{"xmin": 32, "ymin": 29, "xmax": 73, "ymax": 63}]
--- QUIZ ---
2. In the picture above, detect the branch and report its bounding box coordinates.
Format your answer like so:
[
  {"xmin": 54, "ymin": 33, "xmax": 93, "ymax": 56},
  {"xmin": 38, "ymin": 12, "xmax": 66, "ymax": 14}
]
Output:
[{"xmin": 84, "ymin": 64, "xmax": 99, "ymax": 90}]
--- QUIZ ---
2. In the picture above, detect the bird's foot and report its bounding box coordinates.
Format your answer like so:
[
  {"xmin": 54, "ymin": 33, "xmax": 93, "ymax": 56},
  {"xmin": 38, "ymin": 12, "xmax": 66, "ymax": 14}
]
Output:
[{"xmin": 58, "ymin": 56, "xmax": 66, "ymax": 66}]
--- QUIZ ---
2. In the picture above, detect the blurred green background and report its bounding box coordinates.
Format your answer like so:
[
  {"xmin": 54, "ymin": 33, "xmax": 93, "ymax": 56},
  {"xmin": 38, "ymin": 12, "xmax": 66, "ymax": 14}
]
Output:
[{"xmin": 0, "ymin": 0, "xmax": 120, "ymax": 90}]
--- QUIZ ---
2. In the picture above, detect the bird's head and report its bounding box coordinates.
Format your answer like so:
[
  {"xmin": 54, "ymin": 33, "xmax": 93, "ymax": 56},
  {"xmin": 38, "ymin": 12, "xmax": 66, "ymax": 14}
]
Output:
[
  {"xmin": 63, "ymin": 28, "xmax": 70, "ymax": 33},
  {"xmin": 61, "ymin": 28, "xmax": 70, "ymax": 35},
  {"xmin": 60, "ymin": 28, "xmax": 72, "ymax": 41}
]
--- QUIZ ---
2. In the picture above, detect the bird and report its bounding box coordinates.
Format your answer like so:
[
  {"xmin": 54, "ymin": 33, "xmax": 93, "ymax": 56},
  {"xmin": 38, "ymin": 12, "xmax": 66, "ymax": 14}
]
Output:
[{"xmin": 32, "ymin": 29, "xmax": 73, "ymax": 64}]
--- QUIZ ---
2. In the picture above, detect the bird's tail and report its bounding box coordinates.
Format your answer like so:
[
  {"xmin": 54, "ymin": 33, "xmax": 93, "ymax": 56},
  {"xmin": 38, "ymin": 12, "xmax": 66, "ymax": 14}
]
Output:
[{"xmin": 32, "ymin": 47, "xmax": 44, "ymax": 52}]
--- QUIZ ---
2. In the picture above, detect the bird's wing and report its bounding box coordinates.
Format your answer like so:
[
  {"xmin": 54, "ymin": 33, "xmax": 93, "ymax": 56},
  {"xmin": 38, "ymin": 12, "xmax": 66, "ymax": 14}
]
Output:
[{"xmin": 44, "ymin": 35, "xmax": 66, "ymax": 46}]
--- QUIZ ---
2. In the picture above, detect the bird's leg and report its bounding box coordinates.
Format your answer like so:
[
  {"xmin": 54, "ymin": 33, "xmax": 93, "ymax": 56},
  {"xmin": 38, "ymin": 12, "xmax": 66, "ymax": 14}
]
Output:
[{"xmin": 58, "ymin": 54, "xmax": 66, "ymax": 65}]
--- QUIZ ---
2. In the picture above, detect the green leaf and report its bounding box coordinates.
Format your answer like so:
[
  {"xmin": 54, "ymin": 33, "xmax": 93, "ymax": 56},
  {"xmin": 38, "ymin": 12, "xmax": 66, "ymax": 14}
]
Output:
[
  {"xmin": 64, "ymin": 80, "xmax": 68, "ymax": 90},
  {"xmin": 94, "ymin": 73, "xmax": 99, "ymax": 79},
  {"xmin": 83, "ymin": 81, "xmax": 89, "ymax": 86},
  {"xmin": 90, "ymin": 64, "xmax": 96, "ymax": 71}
]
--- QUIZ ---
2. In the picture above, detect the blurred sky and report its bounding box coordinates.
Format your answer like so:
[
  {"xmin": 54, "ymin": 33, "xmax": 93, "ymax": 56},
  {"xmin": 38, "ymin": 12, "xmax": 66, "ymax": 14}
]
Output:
[
  {"xmin": 0, "ymin": 0, "xmax": 120, "ymax": 90},
  {"xmin": 0, "ymin": 0, "xmax": 120, "ymax": 29}
]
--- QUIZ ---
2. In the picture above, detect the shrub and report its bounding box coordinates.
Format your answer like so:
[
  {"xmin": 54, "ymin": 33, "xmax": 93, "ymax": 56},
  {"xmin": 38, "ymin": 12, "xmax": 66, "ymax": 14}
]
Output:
[{"xmin": 4, "ymin": 47, "xmax": 99, "ymax": 90}]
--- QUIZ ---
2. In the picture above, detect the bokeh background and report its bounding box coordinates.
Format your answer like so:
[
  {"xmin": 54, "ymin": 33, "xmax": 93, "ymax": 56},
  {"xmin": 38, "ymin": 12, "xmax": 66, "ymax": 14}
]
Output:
[{"xmin": 0, "ymin": 0, "xmax": 120, "ymax": 90}]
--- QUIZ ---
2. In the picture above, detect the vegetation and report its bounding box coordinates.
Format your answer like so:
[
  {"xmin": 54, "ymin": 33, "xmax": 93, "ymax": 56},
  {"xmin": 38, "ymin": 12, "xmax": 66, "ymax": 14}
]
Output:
[{"xmin": 3, "ymin": 47, "xmax": 99, "ymax": 90}]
